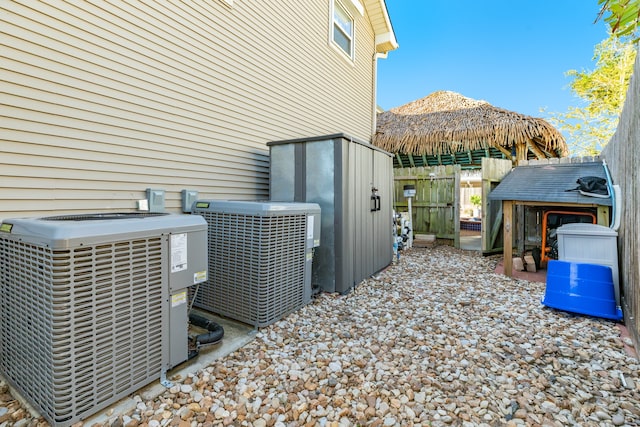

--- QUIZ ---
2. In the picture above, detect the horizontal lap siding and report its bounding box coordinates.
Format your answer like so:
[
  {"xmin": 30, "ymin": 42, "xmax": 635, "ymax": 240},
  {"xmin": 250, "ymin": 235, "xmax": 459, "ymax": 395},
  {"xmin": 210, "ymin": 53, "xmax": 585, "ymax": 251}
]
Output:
[{"xmin": 0, "ymin": 0, "xmax": 376, "ymax": 219}]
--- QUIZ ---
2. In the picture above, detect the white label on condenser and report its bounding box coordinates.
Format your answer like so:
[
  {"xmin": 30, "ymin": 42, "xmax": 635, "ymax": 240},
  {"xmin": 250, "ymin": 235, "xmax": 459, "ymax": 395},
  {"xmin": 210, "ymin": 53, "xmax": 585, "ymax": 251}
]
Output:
[
  {"xmin": 171, "ymin": 291, "xmax": 187, "ymax": 307},
  {"xmin": 170, "ymin": 233, "xmax": 188, "ymax": 273},
  {"xmin": 307, "ymin": 216, "xmax": 314, "ymax": 239}
]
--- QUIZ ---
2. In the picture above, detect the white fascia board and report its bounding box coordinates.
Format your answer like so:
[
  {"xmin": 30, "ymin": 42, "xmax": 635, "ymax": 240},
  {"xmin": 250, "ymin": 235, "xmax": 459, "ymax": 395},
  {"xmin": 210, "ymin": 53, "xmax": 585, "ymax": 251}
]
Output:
[
  {"xmin": 346, "ymin": 0, "xmax": 365, "ymax": 16},
  {"xmin": 376, "ymin": 31, "xmax": 398, "ymax": 51}
]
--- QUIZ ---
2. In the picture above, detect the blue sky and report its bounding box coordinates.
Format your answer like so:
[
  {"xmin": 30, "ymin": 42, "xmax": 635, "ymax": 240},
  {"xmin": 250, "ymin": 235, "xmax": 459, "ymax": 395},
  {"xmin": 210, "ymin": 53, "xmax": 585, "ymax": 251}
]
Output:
[{"xmin": 377, "ymin": 1, "xmax": 610, "ymax": 120}]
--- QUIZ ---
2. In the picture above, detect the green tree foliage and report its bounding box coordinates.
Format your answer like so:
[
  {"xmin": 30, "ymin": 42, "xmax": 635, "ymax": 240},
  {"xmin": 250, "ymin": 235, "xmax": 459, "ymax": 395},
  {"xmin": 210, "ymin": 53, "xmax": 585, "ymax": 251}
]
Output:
[
  {"xmin": 547, "ymin": 34, "xmax": 636, "ymax": 156},
  {"xmin": 596, "ymin": 0, "xmax": 640, "ymax": 41}
]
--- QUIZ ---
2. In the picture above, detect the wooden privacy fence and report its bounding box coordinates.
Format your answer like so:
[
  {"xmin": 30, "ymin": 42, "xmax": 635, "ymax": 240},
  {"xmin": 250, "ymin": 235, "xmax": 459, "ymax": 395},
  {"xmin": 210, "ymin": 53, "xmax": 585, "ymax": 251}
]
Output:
[
  {"xmin": 601, "ymin": 48, "xmax": 640, "ymax": 353},
  {"xmin": 394, "ymin": 160, "xmax": 511, "ymax": 252},
  {"xmin": 393, "ymin": 165, "xmax": 460, "ymax": 247}
]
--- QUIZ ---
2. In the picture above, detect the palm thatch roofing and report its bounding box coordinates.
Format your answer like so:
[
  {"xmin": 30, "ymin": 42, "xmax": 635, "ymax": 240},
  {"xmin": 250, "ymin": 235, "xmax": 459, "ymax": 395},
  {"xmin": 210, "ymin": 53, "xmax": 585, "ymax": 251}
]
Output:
[{"xmin": 373, "ymin": 91, "xmax": 568, "ymax": 168}]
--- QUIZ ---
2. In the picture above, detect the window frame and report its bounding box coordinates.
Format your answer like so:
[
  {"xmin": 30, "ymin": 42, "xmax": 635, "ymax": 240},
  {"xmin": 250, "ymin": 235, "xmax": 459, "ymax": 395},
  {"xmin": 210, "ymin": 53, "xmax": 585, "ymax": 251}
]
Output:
[{"xmin": 330, "ymin": 0, "xmax": 355, "ymax": 61}]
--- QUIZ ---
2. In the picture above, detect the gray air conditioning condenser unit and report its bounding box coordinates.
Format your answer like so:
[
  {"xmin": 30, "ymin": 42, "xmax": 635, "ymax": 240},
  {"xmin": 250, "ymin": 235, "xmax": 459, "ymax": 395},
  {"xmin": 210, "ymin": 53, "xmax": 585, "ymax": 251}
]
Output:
[
  {"xmin": 191, "ymin": 200, "xmax": 320, "ymax": 327},
  {"xmin": 0, "ymin": 212, "xmax": 207, "ymax": 427}
]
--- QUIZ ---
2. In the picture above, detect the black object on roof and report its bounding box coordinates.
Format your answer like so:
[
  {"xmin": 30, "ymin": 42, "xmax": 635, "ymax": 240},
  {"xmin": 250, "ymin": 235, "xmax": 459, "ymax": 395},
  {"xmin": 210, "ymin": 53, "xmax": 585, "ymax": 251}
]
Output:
[{"xmin": 488, "ymin": 162, "xmax": 612, "ymax": 206}]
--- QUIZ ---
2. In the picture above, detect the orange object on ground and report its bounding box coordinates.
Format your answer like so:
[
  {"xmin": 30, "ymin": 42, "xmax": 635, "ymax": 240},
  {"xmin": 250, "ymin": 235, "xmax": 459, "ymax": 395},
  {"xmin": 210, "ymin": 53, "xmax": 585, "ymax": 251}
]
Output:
[{"xmin": 541, "ymin": 210, "xmax": 596, "ymax": 263}]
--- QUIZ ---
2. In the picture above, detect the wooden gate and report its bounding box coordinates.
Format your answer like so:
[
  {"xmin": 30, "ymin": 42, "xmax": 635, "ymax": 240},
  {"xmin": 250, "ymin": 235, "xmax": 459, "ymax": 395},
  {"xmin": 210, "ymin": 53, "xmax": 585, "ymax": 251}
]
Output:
[
  {"xmin": 481, "ymin": 157, "xmax": 512, "ymax": 254},
  {"xmin": 394, "ymin": 165, "xmax": 460, "ymax": 247}
]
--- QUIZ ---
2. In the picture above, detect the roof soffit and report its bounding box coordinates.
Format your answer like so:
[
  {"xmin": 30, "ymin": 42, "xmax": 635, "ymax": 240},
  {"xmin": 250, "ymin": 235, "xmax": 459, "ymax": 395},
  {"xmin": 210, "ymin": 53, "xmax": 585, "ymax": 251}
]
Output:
[{"xmin": 363, "ymin": 0, "xmax": 398, "ymax": 53}]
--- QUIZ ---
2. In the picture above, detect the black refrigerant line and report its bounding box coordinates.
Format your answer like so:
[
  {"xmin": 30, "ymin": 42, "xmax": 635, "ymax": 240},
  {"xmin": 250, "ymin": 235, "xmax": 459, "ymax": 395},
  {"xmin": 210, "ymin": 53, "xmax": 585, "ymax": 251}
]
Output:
[{"xmin": 187, "ymin": 314, "xmax": 225, "ymax": 360}]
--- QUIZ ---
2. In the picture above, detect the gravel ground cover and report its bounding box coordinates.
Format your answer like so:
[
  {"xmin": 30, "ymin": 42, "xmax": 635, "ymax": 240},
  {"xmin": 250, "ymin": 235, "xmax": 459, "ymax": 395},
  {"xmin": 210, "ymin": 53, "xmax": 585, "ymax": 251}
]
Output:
[{"xmin": 2, "ymin": 245, "xmax": 639, "ymax": 427}]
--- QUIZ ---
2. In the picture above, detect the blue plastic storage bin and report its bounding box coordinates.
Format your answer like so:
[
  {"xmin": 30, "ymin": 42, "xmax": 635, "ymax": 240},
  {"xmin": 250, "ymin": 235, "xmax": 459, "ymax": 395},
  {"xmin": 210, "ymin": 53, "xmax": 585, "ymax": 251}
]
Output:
[{"xmin": 542, "ymin": 260, "xmax": 622, "ymax": 321}]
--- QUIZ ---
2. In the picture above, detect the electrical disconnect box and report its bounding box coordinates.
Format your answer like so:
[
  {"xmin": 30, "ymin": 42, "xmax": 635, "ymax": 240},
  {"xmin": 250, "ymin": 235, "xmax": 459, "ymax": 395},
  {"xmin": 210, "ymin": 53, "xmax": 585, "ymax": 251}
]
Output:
[{"xmin": 0, "ymin": 213, "xmax": 207, "ymax": 427}]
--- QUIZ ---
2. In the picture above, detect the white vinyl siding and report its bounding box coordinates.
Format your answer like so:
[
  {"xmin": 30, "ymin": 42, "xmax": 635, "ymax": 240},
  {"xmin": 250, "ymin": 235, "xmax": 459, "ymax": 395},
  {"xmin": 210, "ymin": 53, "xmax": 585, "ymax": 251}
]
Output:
[{"xmin": 0, "ymin": 1, "xmax": 378, "ymax": 219}]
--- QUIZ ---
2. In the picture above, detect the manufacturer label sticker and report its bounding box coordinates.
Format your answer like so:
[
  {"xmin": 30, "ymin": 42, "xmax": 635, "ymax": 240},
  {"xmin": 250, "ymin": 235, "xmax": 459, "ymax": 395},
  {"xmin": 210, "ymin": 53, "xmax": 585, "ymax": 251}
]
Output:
[
  {"xmin": 170, "ymin": 233, "xmax": 188, "ymax": 273},
  {"xmin": 194, "ymin": 270, "xmax": 207, "ymax": 284},
  {"xmin": 171, "ymin": 291, "xmax": 187, "ymax": 307}
]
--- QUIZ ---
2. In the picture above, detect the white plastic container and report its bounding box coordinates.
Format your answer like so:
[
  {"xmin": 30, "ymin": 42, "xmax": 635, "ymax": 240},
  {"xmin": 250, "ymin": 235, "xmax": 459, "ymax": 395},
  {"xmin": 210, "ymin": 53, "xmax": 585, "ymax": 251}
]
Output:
[{"xmin": 557, "ymin": 223, "xmax": 620, "ymax": 307}]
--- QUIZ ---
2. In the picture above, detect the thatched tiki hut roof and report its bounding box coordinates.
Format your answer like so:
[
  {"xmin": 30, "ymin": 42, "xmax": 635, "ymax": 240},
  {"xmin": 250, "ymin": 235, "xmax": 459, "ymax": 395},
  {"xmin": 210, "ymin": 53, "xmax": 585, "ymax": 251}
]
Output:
[{"xmin": 373, "ymin": 91, "xmax": 568, "ymax": 168}]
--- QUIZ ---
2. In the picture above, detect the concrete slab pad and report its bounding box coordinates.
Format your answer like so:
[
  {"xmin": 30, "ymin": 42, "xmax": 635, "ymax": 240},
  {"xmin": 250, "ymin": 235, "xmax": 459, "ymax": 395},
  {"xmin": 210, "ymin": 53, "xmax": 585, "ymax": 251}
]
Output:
[{"xmin": 82, "ymin": 311, "xmax": 255, "ymax": 425}]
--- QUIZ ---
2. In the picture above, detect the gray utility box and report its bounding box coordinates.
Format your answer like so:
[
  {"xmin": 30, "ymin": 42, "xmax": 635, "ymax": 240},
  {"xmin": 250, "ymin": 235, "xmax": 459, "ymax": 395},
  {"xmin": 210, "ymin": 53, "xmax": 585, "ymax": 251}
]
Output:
[
  {"xmin": 268, "ymin": 133, "xmax": 394, "ymax": 294},
  {"xmin": 191, "ymin": 200, "xmax": 320, "ymax": 327},
  {"xmin": 0, "ymin": 213, "xmax": 207, "ymax": 427},
  {"xmin": 557, "ymin": 223, "xmax": 620, "ymax": 306}
]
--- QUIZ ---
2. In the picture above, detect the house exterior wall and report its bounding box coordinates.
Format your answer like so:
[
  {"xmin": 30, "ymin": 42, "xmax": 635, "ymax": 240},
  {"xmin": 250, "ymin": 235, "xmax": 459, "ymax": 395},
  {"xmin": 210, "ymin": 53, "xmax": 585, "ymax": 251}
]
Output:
[
  {"xmin": 601, "ymin": 46, "xmax": 640, "ymax": 352},
  {"xmin": 1, "ymin": 1, "xmax": 382, "ymax": 220}
]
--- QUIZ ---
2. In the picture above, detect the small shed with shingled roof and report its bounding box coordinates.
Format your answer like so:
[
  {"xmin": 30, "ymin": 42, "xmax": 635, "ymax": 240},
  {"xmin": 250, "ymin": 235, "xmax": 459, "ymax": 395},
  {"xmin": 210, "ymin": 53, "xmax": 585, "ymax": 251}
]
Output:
[{"xmin": 371, "ymin": 91, "xmax": 571, "ymax": 254}]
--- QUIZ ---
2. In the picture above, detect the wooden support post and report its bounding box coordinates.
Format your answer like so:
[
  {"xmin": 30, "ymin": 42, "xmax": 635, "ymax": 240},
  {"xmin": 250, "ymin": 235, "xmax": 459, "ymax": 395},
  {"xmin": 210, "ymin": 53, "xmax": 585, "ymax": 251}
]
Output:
[
  {"xmin": 489, "ymin": 204, "xmax": 503, "ymax": 249},
  {"xmin": 517, "ymin": 204, "xmax": 525, "ymax": 256},
  {"xmin": 527, "ymin": 138, "xmax": 547, "ymax": 160},
  {"xmin": 493, "ymin": 144, "xmax": 512, "ymax": 160},
  {"xmin": 503, "ymin": 200, "xmax": 514, "ymax": 277},
  {"xmin": 454, "ymin": 169, "xmax": 460, "ymax": 249},
  {"xmin": 516, "ymin": 143, "xmax": 527, "ymax": 164},
  {"xmin": 597, "ymin": 206, "xmax": 609, "ymax": 226}
]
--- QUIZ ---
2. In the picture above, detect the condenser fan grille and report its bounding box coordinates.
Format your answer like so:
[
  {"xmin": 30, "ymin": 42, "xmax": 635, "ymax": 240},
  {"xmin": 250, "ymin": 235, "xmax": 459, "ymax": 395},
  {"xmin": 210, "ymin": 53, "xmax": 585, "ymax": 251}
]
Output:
[
  {"xmin": 194, "ymin": 211, "xmax": 307, "ymax": 327},
  {"xmin": 0, "ymin": 236, "xmax": 165, "ymax": 426},
  {"xmin": 41, "ymin": 212, "xmax": 169, "ymax": 221}
]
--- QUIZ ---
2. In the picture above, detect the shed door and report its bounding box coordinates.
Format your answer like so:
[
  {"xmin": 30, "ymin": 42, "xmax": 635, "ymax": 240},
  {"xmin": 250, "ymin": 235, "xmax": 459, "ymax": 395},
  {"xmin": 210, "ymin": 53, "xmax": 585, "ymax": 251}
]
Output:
[{"xmin": 481, "ymin": 158, "xmax": 512, "ymax": 254}]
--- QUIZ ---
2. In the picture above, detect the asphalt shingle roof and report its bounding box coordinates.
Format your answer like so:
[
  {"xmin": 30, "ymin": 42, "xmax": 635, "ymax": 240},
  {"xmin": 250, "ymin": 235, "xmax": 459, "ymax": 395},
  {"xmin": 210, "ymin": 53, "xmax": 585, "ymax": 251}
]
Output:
[{"xmin": 488, "ymin": 161, "xmax": 612, "ymax": 206}]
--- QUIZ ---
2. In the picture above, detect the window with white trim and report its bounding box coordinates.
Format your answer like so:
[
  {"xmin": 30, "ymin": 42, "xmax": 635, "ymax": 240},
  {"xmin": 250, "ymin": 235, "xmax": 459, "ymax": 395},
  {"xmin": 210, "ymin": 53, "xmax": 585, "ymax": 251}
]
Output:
[{"xmin": 332, "ymin": 1, "xmax": 354, "ymax": 59}]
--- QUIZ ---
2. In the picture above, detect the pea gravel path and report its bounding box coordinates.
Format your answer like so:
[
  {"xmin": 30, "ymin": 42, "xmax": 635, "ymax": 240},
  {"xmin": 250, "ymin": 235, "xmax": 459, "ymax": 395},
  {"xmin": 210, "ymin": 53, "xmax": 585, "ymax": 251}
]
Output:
[{"xmin": 1, "ymin": 245, "xmax": 639, "ymax": 427}]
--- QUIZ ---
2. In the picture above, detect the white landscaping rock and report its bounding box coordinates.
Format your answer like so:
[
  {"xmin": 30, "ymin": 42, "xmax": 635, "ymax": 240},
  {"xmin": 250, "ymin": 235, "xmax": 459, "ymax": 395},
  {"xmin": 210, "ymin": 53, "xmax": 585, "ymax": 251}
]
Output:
[{"xmin": 1, "ymin": 246, "xmax": 639, "ymax": 426}]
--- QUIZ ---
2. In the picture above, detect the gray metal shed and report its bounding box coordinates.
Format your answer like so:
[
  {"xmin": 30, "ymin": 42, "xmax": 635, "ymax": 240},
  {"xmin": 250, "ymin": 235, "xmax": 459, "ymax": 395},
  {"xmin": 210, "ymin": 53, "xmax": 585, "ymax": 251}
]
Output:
[{"xmin": 268, "ymin": 133, "xmax": 394, "ymax": 294}]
